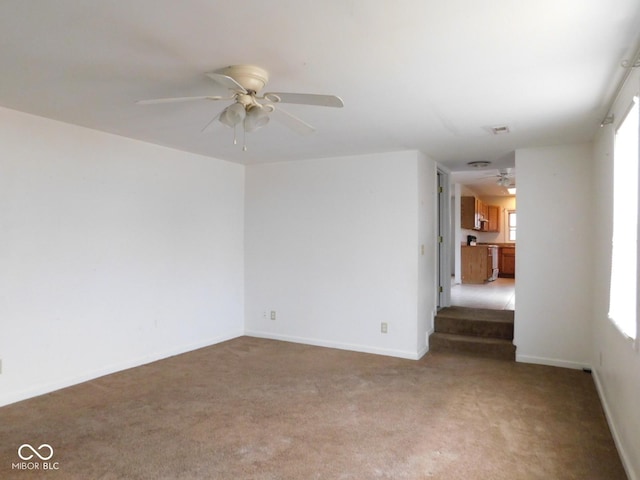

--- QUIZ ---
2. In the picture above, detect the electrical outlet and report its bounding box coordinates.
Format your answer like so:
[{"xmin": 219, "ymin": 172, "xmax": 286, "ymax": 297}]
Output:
[
  {"xmin": 262, "ymin": 311, "xmax": 267, "ymax": 319},
  {"xmin": 270, "ymin": 311, "xmax": 276, "ymax": 320},
  {"xmin": 381, "ymin": 322, "xmax": 388, "ymax": 334}
]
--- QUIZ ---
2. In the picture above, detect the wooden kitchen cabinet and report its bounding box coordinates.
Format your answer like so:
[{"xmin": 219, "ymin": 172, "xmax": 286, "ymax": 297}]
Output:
[
  {"xmin": 486, "ymin": 205, "xmax": 500, "ymax": 232},
  {"xmin": 461, "ymin": 196, "xmax": 500, "ymax": 232},
  {"xmin": 461, "ymin": 196, "xmax": 480, "ymax": 230},
  {"xmin": 499, "ymin": 246, "xmax": 516, "ymax": 277},
  {"xmin": 461, "ymin": 245, "xmax": 498, "ymax": 284}
]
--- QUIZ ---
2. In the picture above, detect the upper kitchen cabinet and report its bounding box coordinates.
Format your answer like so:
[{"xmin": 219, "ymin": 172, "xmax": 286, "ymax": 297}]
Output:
[
  {"xmin": 461, "ymin": 196, "xmax": 481, "ymax": 230},
  {"xmin": 461, "ymin": 196, "xmax": 500, "ymax": 232},
  {"xmin": 486, "ymin": 205, "xmax": 500, "ymax": 232}
]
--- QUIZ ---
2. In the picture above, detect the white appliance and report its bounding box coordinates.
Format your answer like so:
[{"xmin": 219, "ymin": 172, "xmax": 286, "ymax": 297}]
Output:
[{"xmin": 487, "ymin": 245, "xmax": 499, "ymax": 281}]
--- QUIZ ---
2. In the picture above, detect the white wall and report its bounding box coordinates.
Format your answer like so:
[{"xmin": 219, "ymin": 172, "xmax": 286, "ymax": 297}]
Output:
[
  {"xmin": 0, "ymin": 107, "xmax": 245, "ymax": 406},
  {"xmin": 590, "ymin": 69, "xmax": 640, "ymax": 480},
  {"xmin": 514, "ymin": 144, "xmax": 593, "ymax": 369},
  {"xmin": 244, "ymin": 151, "xmax": 437, "ymax": 359}
]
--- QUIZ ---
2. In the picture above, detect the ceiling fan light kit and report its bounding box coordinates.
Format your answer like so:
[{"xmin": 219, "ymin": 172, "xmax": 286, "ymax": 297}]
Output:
[
  {"xmin": 467, "ymin": 161, "xmax": 491, "ymax": 168},
  {"xmin": 243, "ymin": 105, "xmax": 271, "ymax": 133},
  {"xmin": 219, "ymin": 102, "xmax": 246, "ymax": 128},
  {"xmin": 497, "ymin": 176, "xmax": 511, "ymax": 187},
  {"xmin": 138, "ymin": 64, "xmax": 343, "ymax": 151}
]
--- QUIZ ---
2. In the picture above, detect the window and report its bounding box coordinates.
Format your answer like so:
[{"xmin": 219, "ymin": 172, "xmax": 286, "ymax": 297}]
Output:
[
  {"xmin": 608, "ymin": 96, "xmax": 638, "ymax": 340},
  {"xmin": 508, "ymin": 211, "xmax": 516, "ymax": 241}
]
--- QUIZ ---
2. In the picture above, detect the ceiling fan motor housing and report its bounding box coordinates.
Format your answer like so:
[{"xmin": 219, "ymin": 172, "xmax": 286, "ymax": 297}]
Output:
[{"xmin": 222, "ymin": 65, "xmax": 269, "ymax": 93}]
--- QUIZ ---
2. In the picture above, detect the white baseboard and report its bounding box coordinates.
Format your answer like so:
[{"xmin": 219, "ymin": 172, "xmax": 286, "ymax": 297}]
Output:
[
  {"xmin": 515, "ymin": 353, "xmax": 589, "ymax": 370},
  {"xmin": 245, "ymin": 330, "xmax": 423, "ymax": 360},
  {"xmin": 592, "ymin": 368, "xmax": 638, "ymax": 480},
  {"xmin": 416, "ymin": 344, "xmax": 429, "ymax": 360},
  {"xmin": 0, "ymin": 330, "xmax": 244, "ymax": 407}
]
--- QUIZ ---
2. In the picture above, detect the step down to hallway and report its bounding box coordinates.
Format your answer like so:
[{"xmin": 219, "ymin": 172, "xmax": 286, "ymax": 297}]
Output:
[{"xmin": 429, "ymin": 306, "xmax": 516, "ymax": 360}]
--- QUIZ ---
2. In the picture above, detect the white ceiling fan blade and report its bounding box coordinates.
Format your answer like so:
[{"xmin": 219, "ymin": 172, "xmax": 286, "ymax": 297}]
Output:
[
  {"xmin": 205, "ymin": 73, "xmax": 248, "ymax": 93},
  {"xmin": 136, "ymin": 95, "xmax": 226, "ymax": 105},
  {"xmin": 263, "ymin": 92, "xmax": 344, "ymax": 108},
  {"xmin": 270, "ymin": 107, "xmax": 316, "ymax": 135}
]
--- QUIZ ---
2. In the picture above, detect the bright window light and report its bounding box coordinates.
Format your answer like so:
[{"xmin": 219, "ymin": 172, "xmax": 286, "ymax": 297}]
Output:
[
  {"xmin": 508, "ymin": 211, "xmax": 516, "ymax": 241},
  {"xmin": 608, "ymin": 97, "xmax": 639, "ymax": 340}
]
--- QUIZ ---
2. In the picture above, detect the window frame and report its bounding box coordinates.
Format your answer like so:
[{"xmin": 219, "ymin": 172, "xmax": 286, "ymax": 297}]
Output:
[{"xmin": 608, "ymin": 94, "xmax": 639, "ymax": 343}]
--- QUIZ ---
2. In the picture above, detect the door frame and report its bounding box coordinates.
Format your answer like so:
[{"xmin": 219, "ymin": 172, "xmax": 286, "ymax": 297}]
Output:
[{"xmin": 437, "ymin": 168, "xmax": 452, "ymax": 309}]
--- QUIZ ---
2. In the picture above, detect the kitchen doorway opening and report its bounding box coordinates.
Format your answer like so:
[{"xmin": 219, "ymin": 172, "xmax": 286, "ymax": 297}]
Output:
[{"xmin": 444, "ymin": 177, "xmax": 516, "ymax": 312}]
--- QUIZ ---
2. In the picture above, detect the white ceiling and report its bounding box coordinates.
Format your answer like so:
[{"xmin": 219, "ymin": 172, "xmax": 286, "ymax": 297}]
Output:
[
  {"xmin": 452, "ymin": 166, "xmax": 517, "ymax": 197},
  {"xmin": 1, "ymin": 1, "xmax": 639, "ymax": 187}
]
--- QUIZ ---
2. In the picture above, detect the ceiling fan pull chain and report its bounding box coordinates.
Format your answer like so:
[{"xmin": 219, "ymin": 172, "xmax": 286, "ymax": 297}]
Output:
[
  {"xmin": 242, "ymin": 124, "xmax": 248, "ymax": 151},
  {"xmin": 233, "ymin": 125, "xmax": 238, "ymax": 145}
]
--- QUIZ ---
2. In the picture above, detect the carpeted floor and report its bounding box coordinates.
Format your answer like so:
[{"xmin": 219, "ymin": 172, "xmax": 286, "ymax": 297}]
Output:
[{"xmin": 0, "ymin": 336, "xmax": 626, "ymax": 479}]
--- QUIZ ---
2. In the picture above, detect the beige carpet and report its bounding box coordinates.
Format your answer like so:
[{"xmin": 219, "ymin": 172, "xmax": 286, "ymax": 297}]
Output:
[{"xmin": 0, "ymin": 337, "xmax": 626, "ymax": 479}]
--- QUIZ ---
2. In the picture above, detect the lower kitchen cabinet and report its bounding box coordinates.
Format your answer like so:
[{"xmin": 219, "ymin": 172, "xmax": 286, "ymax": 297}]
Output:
[
  {"xmin": 461, "ymin": 245, "xmax": 499, "ymax": 284},
  {"xmin": 499, "ymin": 246, "xmax": 516, "ymax": 277}
]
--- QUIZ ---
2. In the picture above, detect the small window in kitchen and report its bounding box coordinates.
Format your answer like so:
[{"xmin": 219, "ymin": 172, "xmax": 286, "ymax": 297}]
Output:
[
  {"xmin": 507, "ymin": 211, "xmax": 516, "ymax": 241},
  {"xmin": 608, "ymin": 95, "xmax": 638, "ymax": 340}
]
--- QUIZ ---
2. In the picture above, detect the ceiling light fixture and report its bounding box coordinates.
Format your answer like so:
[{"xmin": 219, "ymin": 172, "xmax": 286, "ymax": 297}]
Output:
[
  {"xmin": 243, "ymin": 105, "xmax": 270, "ymax": 133},
  {"xmin": 497, "ymin": 176, "xmax": 511, "ymax": 187},
  {"xmin": 219, "ymin": 103, "xmax": 275, "ymax": 151},
  {"xmin": 507, "ymin": 187, "xmax": 517, "ymax": 195},
  {"xmin": 138, "ymin": 64, "xmax": 344, "ymax": 152},
  {"xmin": 219, "ymin": 103, "xmax": 246, "ymax": 127},
  {"xmin": 467, "ymin": 161, "xmax": 492, "ymax": 168}
]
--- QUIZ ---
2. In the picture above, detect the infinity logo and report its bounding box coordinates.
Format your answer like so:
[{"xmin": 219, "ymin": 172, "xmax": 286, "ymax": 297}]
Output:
[{"xmin": 18, "ymin": 444, "xmax": 54, "ymax": 461}]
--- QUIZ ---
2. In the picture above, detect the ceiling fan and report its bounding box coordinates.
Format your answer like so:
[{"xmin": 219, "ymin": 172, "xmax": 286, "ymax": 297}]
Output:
[
  {"xmin": 137, "ymin": 64, "xmax": 344, "ymax": 150},
  {"xmin": 482, "ymin": 168, "xmax": 515, "ymax": 187}
]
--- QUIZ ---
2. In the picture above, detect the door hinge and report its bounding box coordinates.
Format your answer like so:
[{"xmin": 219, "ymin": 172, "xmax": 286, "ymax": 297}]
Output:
[
  {"xmin": 439, "ymin": 286, "xmax": 443, "ymax": 293},
  {"xmin": 438, "ymin": 186, "xmax": 444, "ymax": 193},
  {"xmin": 438, "ymin": 236, "xmax": 443, "ymax": 243}
]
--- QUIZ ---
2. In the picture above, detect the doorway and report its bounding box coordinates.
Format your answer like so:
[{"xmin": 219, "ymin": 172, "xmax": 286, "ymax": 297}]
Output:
[{"xmin": 443, "ymin": 172, "xmax": 516, "ymax": 311}]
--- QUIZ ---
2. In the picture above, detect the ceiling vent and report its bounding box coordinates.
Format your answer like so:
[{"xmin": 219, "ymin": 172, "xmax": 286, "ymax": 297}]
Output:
[{"xmin": 490, "ymin": 125, "xmax": 510, "ymax": 135}]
